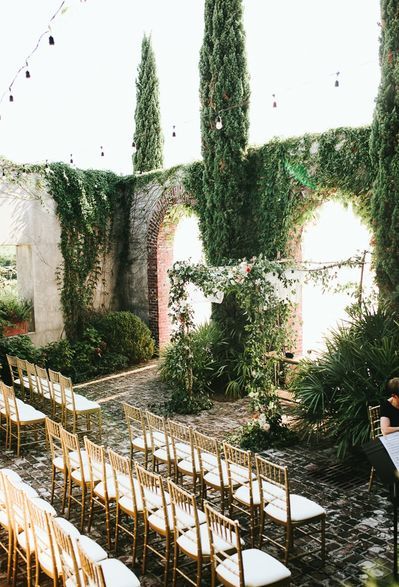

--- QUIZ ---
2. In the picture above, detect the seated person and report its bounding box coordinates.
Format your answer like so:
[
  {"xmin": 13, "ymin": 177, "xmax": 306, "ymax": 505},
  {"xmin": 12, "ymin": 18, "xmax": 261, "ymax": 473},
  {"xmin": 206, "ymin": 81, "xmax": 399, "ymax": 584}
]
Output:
[{"xmin": 380, "ymin": 378, "xmax": 399, "ymax": 435}]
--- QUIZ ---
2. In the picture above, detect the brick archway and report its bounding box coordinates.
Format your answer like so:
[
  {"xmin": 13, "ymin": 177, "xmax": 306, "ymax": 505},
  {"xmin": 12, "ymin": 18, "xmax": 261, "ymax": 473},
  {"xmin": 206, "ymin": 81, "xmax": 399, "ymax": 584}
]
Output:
[{"xmin": 147, "ymin": 184, "xmax": 195, "ymax": 347}]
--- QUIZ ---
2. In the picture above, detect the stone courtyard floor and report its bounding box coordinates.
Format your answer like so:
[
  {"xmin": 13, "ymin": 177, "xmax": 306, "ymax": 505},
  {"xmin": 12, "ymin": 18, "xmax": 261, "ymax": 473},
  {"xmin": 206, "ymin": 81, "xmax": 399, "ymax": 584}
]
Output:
[{"xmin": 0, "ymin": 361, "xmax": 397, "ymax": 586}]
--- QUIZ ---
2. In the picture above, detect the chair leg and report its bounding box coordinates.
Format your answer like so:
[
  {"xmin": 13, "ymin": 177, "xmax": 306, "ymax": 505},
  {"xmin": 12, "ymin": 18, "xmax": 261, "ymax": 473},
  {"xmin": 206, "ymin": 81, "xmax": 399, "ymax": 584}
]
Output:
[
  {"xmin": 172, "ymin": 541, "xmax": 179, "ymax": 587},
  {"xmin": 368, "ymin": 466, "xmax": 375, "ymax": 492},
  {"xmin": 50, "ymin": 466, "xmax": 56, "ymax": 505},
  {"xmin": 141, "ymin": 519, "xmax": 149, "ymax": 575},
  {"xmin": 164, "ymin": 533, "xmax": 171, "ymax": 587},
  {"xmin": 80, "ymin": 485, "xmax": 86, "ymax": 532},
  {"xmin": 105, "ymin": 499, "xmax": 112, "ymax": 550},
  {"xmin": 321, "ymin": 516, "xmax": 326, "ymax": 563},
  {"xmin": 98, "ymin": 410, "xmax": 102, "ymax": 441},
  {"xmin": 284, "ymin": 525, "xmax": 292, "ymax": 565}
]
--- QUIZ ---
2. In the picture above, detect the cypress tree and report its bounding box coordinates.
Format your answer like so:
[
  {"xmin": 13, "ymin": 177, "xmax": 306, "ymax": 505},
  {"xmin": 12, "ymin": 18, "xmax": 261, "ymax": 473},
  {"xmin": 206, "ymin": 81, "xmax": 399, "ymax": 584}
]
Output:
[
  {"xmin": 199, "ymin": 0, "xmax": 250, "ymax": 265},
  {"xmin": 133, "ymin": 35, "xmax": 163, "ymax": 173},
  {"xmin": 370, "ymin": 0, "xmax": 399, "ymax": 305}
]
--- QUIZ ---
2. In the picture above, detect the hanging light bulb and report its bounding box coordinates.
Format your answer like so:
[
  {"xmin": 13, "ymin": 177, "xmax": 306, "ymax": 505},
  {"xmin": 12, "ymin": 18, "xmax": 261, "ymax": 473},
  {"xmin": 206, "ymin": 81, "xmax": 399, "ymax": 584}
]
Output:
[
  {"xmin": 172, "ymin": 125, "xmax": 176, "ymax": 138},
  {"xmin": 25, "ymin": 62, "xmax": 31, "ymax": 79},
  {"xmin": 272, "ymin": 94, "xmax": 277, "ymax": 108},
  {"xmin": 215, "ymin": 115, "xmax": 223, "ymax": 130},
  {"xmin": 49, "ymin": 28, "xmax": 55, "ymax": 45},
  {"xmin": 9, "ymin": 88, "xmax": 14, "ymax": 102},
  {"xmin": 335, "ymin": 72, "xmax": 340, "ymax": 87},
  {"xmin": 69, "ymin": 154, "xmax": 73, "ymax": 164},
  {"xmin": 100, "ymin": 146, "xmax": 104, "ymax": 157},
  {"xmin": 132, "ymin": 141, "xmax": 137, "ymax": 153}
]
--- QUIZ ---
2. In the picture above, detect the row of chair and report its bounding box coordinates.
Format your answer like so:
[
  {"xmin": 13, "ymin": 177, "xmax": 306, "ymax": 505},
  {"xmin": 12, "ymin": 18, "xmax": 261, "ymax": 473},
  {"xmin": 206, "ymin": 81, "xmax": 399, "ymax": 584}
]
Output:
[
  {"xmin": 6, "ymin": 354, "xmax": 102, "ymax": 438},
  {"xmin": 45, "ymin": 417, "xmax": 293, "ymax": 587},
  {"xmin": 123, "ymin": 402, "xmax": 327, "ymax": 565},
  {"xmin": 0, "ymin": 467, "xmax": 140, "ymax": 587}
]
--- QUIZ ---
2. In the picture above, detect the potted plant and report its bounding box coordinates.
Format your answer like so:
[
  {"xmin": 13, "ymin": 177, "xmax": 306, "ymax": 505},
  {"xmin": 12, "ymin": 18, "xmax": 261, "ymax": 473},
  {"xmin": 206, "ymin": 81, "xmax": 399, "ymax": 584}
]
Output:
[{"xmin": 0, "ymin": 294, "xmax": 32, "ymax": 337}]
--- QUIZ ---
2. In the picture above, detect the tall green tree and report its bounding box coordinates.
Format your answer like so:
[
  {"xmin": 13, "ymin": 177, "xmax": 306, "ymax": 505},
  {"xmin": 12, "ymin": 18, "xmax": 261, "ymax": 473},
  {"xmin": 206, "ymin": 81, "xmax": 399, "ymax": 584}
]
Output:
[
  {"xmin": 133, "ymin": 35, "xmax": 163, "ymax": 173},
  {"xmin": 199, "ymin": 0, "xmax": 250, "ymax": 265},
  {"xmin": 370, "ymin": 0, "xmax": 399, "ymax": 306}
]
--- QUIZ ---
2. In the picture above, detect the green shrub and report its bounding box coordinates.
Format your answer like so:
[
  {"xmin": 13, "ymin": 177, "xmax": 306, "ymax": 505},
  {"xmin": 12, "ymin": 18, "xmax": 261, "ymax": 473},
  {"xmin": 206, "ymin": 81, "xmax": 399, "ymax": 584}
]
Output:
[
  {"xmin": 226, "ymin": 416, "xmax": 296, "ymax": 452},
  {"xmin": 291, "ymin": 305, "xmax": 399, "ymax": 458},
  {"xmin": 90, "ymin": 311, "xmax": 154, "ymax": 364},
  {"xmin": 160, "ymin": 322, "xmax": 226, "ymax": 395},
  {"xmin": 0, "ymin": 335, "xmax": 41, "ymax": 384},
  {"xmin": 0, "ymin": 293, "xmax": 32, "ymax": 323},
  {"xmin": 40, "ymin": 339, "xmax": 75, "ymax": 376},
  {"xmin": 149, "ymin": 389, "xmax": 213, "ymax": 417}
]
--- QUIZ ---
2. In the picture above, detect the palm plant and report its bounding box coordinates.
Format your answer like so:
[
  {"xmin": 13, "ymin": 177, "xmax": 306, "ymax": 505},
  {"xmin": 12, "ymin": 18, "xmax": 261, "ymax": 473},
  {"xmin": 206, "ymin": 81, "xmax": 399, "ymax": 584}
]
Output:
[{"xmin": 291, "ymin": 305, "xmax": 399, "ymax": 458}]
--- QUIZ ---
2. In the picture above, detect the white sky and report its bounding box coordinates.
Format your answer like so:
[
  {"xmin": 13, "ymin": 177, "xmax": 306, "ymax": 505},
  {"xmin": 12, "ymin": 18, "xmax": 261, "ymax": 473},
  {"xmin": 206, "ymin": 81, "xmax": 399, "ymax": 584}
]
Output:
[{"xmin": 0, "ymin": 0, "xmax": 381, "ymax": 174}]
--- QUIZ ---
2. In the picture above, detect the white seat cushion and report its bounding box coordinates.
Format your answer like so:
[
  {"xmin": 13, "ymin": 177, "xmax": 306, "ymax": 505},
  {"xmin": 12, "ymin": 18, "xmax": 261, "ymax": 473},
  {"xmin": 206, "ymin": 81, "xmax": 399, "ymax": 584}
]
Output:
[
  {"xmin": 178, "ymin": 454, "xmax": 201, "ymax": 475},
  {"xmin": 30, "ymin": 497, "xmax": 57, "ymax": 516},
  {"xmin": 0, "ymin": 468, "xmax": 22, "ymax": 483},
  {"xmin": 234, "ymin": 483, "xmax": 262, "ymax": 506},
  {"xmin": 178, "ymin": 522, "xmax": 238, "ymax": 557},
  {"xmin": 99, "ymin": 558, "xmax": 140, "ymax": 587},
  {"xmin": 77, "ymin": 534, "xmax": 107, "ymax": 562},
  {"xmin": 148, "ymin": 504, "xmax": 206, "ymax": 534},
  {"xmin": 153, "ymin": 445, "xmax": 176, "ymax": 462},
  {"xmin": 174, "ymin": 441, "xmax": 192, "ymax": 459},
  {"xmin": 132, "ymin": 432, "xmax": 152, "ymax": 450},
  {"xmin": 15, "ymin": 482, "xmax": 39, "ymax": 499},
  {"xmin": 11, "ymin": 404, "xmax": 45, "ymax": 423},
  {"xmin": 94, "ymin": 480, "xmax": 117, "ymax": 500},
  {"xmin": 70, "ymin": 396, "xmax": 100, "ymax": 412},
  {"xmin": 143, "ymin": 488, "xmax": 171, "ymax": 510},
  {"xmin": 265, "ymin": 494, "xmax": 326, "ymax": 523},
  {"xmin": 53, "ymin": 517, "xmax": 81, "ymax": 538},
  {"xmin": 216, "ymin": 548, "xmax": 291, "ymax": 586}
]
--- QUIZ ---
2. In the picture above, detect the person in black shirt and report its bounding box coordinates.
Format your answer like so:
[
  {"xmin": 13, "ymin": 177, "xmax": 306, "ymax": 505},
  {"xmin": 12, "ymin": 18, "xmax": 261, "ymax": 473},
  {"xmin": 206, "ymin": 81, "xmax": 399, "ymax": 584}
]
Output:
[{"xmin": 380, "ymin": 378, "xmax": 399, "ymax": 435}]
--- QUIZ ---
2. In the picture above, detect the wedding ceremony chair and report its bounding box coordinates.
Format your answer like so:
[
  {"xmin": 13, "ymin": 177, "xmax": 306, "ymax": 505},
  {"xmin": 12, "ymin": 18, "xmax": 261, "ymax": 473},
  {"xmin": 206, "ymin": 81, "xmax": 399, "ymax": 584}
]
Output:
[
  {"xmin": 123, "ymin": 402, "xmax": 151, "ymax": 466},
  {"xmin": 205, "ymin": 502, "xmax": 291, "ymax": 587},
  {"xmin": 256, "ymin": 454, "xmax": 326, "ymax": 564},
  {"xmin": 45, "ymin": 417, "xmax": 68, "ymax": 510},
  {"xmin": 368, "ymin": 404, "xmax": 382, "ymax": 491},
  {"xmin": 60, "ymin": 373, "xmax": 102, "ymax": 438}
]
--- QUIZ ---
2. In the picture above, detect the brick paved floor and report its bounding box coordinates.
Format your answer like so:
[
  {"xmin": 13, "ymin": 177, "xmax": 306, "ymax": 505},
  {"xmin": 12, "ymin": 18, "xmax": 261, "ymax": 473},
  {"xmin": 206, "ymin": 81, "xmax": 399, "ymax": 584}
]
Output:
[{"xmin": 0, "ymin": 362, "xmax": 397, "ymax": 586}]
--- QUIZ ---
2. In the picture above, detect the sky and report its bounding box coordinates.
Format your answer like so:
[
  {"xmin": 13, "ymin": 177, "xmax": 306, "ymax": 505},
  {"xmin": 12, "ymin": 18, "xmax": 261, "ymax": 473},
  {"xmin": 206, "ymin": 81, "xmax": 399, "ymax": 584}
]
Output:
[{"xmin": 0, "ymin": 0, "xmax": 381, "ymax": 175}]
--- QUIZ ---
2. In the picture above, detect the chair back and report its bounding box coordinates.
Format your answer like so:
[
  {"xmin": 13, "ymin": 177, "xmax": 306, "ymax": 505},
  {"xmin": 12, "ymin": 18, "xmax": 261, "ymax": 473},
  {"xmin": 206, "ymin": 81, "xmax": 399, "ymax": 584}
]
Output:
[
  {"xmin": 61, "ymin": 428, "xmax": 86, "ymax": 474},
  {"xmin": 25, "ymin": 361, "xmax": 39, "ymax": 397},
  {"xmin": 168, "ymin": 420, "xmax": 194, "ymax": 462},
  {"xmin": 48, "ymin": 369, "xmax": 63, "ymax": 406},
  {"xmin": 27, "ymin": 497, "xmax": 60, "ymax": 577},
  {"xmin": 108, "ymin": 448, "xmax": 141, "ymax": 513},
  {"xmin": 77, "ymin": 540, "xmax": 106, "ymax": 587},
  {"xmin": 4, "ymin": 476, "xmax": 32, "ymax": 554},
  {"xmin": 135, "ymin": 463, "xmax": 170, "ymax": 531},
  {"xmin": 223, "ymin": 442, "xmax": 254, "ymax": 493},
  {"xmin": 6, "ymin": 354, "xmax": 19, "ymax": 387},
  {"xmin": 51, "ymin": 517, "xmax": 82, "ymax": 586},
  {"xmin": 16, "ymin": 357, "xmax": 29, "ymax": 392},
  {"xmin": 35, "ymin": 365, "xmax": 52, "ymax": 403},
  {"xmin": 167, "ymin": 479, "xmax": 202, "ymax": 548},
  {"xmin": 145, "ymin": 410, "xmax": 168, "ymax": 448},
  {"xmin": 255, "ymin": 455, "xmax": 290, "ymax": 518},
  {"xmin": 1, "ymin": 381, "xmax": 20, "ymax": 423},
  {"xmin": 84, "ymin": 436, "xmax": 108, "ymax": 492},
  {"xmin": 46, "ymin": 418, "xmax": 64, "ymax": 466},
  {"xmin": 59, "ymin": 373, "xmax": 76, "ymax": 413},
  {"xmin": 193, "ymin": 429, "xmax": 222, "ymax": 477},
  {"xmin": 123, "ymin": 402, "xmax": 147, "ymax": 440},
  {"xmin": 204, "ymin": 503, "xmax": 244, "ymax": 586},
  {"xmin": 369, "ymin": 405, "xmax": 381, "ymax": 439}
]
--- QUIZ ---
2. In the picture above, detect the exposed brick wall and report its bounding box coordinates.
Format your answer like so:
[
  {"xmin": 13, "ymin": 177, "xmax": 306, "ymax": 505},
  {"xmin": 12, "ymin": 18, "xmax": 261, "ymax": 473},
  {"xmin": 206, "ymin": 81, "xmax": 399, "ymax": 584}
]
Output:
[{"xmin": 147, "ymin": 184, "xmax": 195, "ymax": 348}]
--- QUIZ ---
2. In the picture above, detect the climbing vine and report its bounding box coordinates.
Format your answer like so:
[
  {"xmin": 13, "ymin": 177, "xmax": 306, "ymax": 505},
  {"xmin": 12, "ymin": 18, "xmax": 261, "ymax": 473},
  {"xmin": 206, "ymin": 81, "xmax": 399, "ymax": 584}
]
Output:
[{"xmin": 46, "ymin": 163, "xmax": 121, "ymax": 340}]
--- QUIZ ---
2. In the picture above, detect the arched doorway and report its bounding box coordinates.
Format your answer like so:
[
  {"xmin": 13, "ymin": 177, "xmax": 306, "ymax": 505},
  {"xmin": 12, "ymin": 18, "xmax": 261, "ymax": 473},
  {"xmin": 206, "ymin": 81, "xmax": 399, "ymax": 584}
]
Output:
[{"xmin": 301, "ymin": 199, "xmax": 375, "ymax": 355}]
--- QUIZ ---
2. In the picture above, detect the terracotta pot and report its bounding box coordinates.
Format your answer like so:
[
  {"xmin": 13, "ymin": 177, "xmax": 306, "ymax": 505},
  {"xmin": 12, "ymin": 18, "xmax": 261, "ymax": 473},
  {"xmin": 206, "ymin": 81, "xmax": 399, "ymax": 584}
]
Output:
[{"xmin": 3, "ymin": 321, "xmax": 29, "ymax": 337}]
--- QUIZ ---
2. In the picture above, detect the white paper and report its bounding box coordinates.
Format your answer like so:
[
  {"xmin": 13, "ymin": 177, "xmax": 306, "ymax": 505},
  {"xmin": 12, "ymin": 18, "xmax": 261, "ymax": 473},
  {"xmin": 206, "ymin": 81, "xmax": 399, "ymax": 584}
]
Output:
[{"xmin": 380, "ymin": 432, "xmax": 399, "ymax": 470}]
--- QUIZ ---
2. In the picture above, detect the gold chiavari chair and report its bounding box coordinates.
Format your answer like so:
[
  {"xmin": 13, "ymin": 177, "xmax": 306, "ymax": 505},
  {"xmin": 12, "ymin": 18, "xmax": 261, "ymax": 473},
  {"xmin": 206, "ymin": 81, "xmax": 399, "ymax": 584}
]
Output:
[
  {"xmin": 84, "ymin": 437, "xmax": 115, "ymax": 549},
  {"xmin": 193, "ymin": 430, "xmax": 228, "ymax": 513},
  {"xmin": 35, "ymin": 365, "xmax": 53, "ymax": 411},
  {"xmin": 123, "ymin": 402, "xmax": 151, "ymax": 466},
  {"xmin": 136, "ymin": 463, "xmax": 174, "ymax": 586},
  {"xmin": 146, "ymin": 411, "xmax": 175, "ymax": 476},
  {"xmin": 205, "ymin": 503, "xmax": 291, "ymax": 587},
  {"xmin": 2, "ymin": 381, "xmax": 46, "ymax": 456},
  {"xmin": 108, "ymin": 448, "xmax": 144, "ymax": 564},
  {"xmin": 0, "ymin": 470, "xmax": 17, "ymax": 583},
  {"xmin": 4, "ymin": 476, "xmax": 36, "ymax": 587},
  {"xmin": 17, "ymin": 357, "xmax": 31, "ymax": 400},
  {"xmin": 169, "ymin": 420, "xmax": 199, "ymax": 489},
  {"xmin": 45, "ymin": 418, "xmax": 68, "ymax": 511},
  {"xmin": 256, "ymin": 454, "xmax": 326, "ymax": 565},
  {"xmin": 27, "ymin": 497, "xmax": 61, "ymax": 586},
  {"xmin": 48, "ymin": 368, "xmax": 64, "ymax": 420},
  {"xmin": 77, "ymin": 539, "xmax": 140, "ymax": 587},
  {"xmin": 223, "ymin": 442, "xmax": 260, "ymax": 546},
  {"xmin": 60, "ymin": 373, "xmax": 102, "ymax": 438},
  {"xmin": 7, "ymin": 354, "xmax": 24, "ymax": 397},
  {"xmin": 368, "ymin": 405, "xmax": 381, "ymax": 491},
  {"xmin": 167, "ymin": 479, "xmax": 208, "ymax": 587},
  {"xmin": 0, "ymin": 383, "xmax": 9, "ymax": 446},
  {"xmin": 61, "ymin": 428, "xmax": 95, "ymax": 531}
]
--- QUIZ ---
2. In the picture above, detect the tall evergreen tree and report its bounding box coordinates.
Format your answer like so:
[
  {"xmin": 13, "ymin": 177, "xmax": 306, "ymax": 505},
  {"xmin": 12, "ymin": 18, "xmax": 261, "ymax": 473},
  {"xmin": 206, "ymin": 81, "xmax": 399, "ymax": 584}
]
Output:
[
  {"xmin": 133, "ymin": 35, "xmax": 163, "ymax": 173},
  {"xmin": 370, "ymin": 0, "xmax": 399, "ymax": 306},
  {"xmin": 199, "ymin": 0, "xmax": 250, "ymax": 265}
]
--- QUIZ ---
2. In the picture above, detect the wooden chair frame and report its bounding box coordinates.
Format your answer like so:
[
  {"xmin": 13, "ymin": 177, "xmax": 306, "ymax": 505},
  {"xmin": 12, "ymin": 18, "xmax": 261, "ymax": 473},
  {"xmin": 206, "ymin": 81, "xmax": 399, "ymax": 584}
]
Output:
[
  {"xmin": 0, "ymin": 471, "xmax": 14, "ymax": 583},
  {"xmin": 108, "ymin": 448, "xmax": 143, "ymax": 564},
  {"xmin": 169, "ymin": 420, "xmax": 198, "ymax": 490},
  {"xmin": 25, "ymin": 361, "xmax": 41, "ymax": 405},
  {"xmin": 51, "ymin": 516, "xmax": 83, "ymax": 587},
  {"xmin": 48, "ymin": 368, "xmax": 64, "ymax": 420},
  {"xmin": 45, "ymin": 417, "xmax": 68, "ymax": 511},
  {"xmin": 368, "ymin": 404, "xmax": 381, "ymax": 491},
  {"xmin": 27, "ymin": 496, "xmax": 61, "ymax": 586},
  {"xmin": 193, "ymin": 430, "xmax": 227, "ymax": 513},
  {"xmin": 256, "ymin": 455, "xmax": 326, "ymax": 565},
  {"xmin": 60, "ymin": 373, "xmax": 102, "ymax": 438},
  {"xmin": 136, "ymin": 463, "xmax": 172, "ymax": 587},
  {"xmin": 146, "ymin": 411, "xmax": 174, "ymax": 477},
  {"xmin": 6, "ymin": 354, "xmax": 28, "ymax": 401},
  {"xmin": 123, "ymin": 402, "xmax": 151, "ymax": 466}
]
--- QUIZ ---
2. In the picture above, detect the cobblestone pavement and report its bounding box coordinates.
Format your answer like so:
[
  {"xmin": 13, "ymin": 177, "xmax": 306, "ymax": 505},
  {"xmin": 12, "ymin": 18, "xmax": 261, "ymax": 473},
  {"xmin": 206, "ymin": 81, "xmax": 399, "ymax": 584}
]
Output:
[{"xmin": 0, "ymin": 362, "xmax": 396, "ymax": 586}]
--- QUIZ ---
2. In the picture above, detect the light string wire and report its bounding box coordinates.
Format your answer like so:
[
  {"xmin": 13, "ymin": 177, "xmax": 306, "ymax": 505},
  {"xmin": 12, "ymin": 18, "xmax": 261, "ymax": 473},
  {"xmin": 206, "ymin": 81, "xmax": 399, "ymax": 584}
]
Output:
[{"xmin": 0, "ymin": 0, "xmax": 67, "ymax": 108}]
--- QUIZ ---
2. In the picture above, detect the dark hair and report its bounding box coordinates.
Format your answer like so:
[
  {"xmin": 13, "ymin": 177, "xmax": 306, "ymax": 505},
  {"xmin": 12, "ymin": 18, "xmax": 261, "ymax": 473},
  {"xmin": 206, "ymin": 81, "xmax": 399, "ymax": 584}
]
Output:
[{"xmin": 387, "ymin": 378, "xmax": 399, "ymax": 396}]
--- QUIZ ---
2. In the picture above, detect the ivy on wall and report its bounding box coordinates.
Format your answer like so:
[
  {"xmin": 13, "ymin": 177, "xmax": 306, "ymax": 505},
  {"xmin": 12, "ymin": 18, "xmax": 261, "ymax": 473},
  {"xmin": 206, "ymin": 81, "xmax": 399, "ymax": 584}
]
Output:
[{"xmin": 46, "ymin": 163, "xmax": 121, "ymax": 340}]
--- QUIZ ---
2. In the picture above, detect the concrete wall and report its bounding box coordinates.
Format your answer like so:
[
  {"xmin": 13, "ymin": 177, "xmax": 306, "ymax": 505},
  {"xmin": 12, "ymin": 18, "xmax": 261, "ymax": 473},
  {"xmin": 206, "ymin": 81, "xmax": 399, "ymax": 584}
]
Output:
[{"xmin": 0, "ymin": 175, "xmax": 64, "ymax": 345}]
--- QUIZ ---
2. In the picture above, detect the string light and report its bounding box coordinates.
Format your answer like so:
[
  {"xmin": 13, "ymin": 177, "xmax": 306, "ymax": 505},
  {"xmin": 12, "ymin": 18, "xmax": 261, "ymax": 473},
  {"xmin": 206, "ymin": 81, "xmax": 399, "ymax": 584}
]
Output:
[
  {"xmin": 9, "ymin": 90, "xmax": 13, "ymax": 103},
  {"xmin": 100, "ymin": 146, "xmax": 104, "ymax": 157},
  {"xmin": 335, "ymin": 72, "xmax": 340, "ymax": 87},
  {"xmin": 25, "ymin": 63, "xmax": 31, "ymax": 79},
  {"xmin": 132, "ymin": 141, "xmax": 137, "ymax": 153},
  {"xmin": 172, "ymin": 125, "xmax": 176, "ymax": 138},
  {"xmin": 272, "ymin": 93, "xmax": 277, "ymax": 108},
  {"xmin": 215, "ymin": 115, "xmax": 223, "ymax": 130},
  {"xmin": 69, "ymin": 154, "xmax": 73, "ymax": 164}
]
